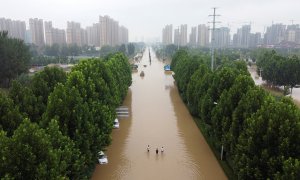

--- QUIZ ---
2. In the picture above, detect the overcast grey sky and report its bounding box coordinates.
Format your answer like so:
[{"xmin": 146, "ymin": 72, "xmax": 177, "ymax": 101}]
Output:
[{"xmin": 1, "ymin": 0, "xmax": 300, "ymax": 42}]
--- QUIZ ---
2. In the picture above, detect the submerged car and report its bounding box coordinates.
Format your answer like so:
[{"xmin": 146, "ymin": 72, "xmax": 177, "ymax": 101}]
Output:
[
  {"xmin": 113, "ymin": 118, "xmax": 119, "ymax": 129},
  {"xmin": 98, "ymin": 151, "xmax": 108, "ymax": 164},
  {"xmin": 164, "ymin": 64, "xmax": 171, "ymax": 71},
  {"xmin": 140, "ymin": 71, "xmax": 145, "ymax": 77}
]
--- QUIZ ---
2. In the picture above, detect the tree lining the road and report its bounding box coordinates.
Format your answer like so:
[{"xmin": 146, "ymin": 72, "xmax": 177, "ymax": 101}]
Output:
[
  {"xmin": 256, "ymin": 50, "xmax": 300, "ymax": 94},
  {"xmin": 0, "ymin": 53, "xmax": 132, "ymax": 179},
  {"xmin": 172, "ymin": 49, "xmax": 300, "ymax": 179}
]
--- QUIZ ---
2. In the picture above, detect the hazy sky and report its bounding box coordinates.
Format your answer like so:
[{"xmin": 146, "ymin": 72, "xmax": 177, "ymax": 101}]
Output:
[{"xmin": 1, "ymin": 0, "xmax": 300, "ymax": 42}]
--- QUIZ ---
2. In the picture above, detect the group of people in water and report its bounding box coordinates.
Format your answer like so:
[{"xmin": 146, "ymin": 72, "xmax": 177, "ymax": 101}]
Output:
[{"xmin": 147, "ymin": 145, "xmax": 164, "ymax": 154}]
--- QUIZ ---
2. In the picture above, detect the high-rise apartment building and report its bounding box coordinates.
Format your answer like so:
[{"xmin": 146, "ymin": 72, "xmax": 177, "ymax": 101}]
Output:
[
  {"xmin": 249, "ymin": 32, "xmax": 262, "ymax": 47},
  {"xmin": 189, "ymin": 26, "xmax": 197, "ymax": 47},
  {"xmin": 180, "ymin": 24, "xmax": 187, "ymax": 46},
  {"xmin": 66, "ymin": 21, "xmax": 83, "ymax": 46},
  {"xmin": 174, "ymin": 28, "xmax": 180, "ymax": 47},
  {"xmin": 0, "ymin": 18, "xmax": 26, "ymax": 41},
  {"xmin": 45, "ymin": 21, "xmax": 66, "ymax": 46},
  {"xmin": 285, "ymin": 24, "xmax": 299, "ymax": 42},
  {"xmin": 197, "ymin": 24, "xmax": 209, "ymax": 47},
  {"xmin": 86, "ymin": 23, "xmax": 100, "ymax": 46},
  {"xmin": 1, "ymin": 15, "xmax": 128, "ymax": 48},
  {"xmin": 215, "ymin": 27, "xmax": 230, "ymax": 48},
  {"xmin": 100, "ymin": 15, "xmax": 117, "ymax": 47},
  {"xmin": 233, "ymin": 25, "xmax": 251, "ymax": 48},
  {"xmin": 119, "ymin": 26, "xmax": 128, "ymax": 45},
  {"xmin": 264, "ymin": 24, "xmax": 286, "ymax": 45},
  {"xmin": 44, "ymin": 21, "xmax": 52, "ymax": 46},
  {"xmin": 99, "ymin": 15, "xmax": 128, "ymax": 47},
  {"xmin": 162, "ymin": 24, "xmax": 173, "ymax": 45},
  {"xmin": 29, "ymin": 18, "xmax": 45, "ymax": 47}
]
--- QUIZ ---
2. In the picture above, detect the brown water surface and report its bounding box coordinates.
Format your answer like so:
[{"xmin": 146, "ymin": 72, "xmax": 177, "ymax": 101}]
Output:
[{"xmin": 92, "ymin": 48, "xmax": 227, "ymax": 180}]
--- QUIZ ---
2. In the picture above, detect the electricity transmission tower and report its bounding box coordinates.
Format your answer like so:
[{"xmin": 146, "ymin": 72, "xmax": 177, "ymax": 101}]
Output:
[{"xmin": 209, "ymin": 7, "xmax": 220, "ymax": 71}]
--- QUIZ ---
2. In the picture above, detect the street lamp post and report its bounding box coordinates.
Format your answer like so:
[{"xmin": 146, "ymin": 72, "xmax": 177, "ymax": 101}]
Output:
[{"xmin": 213, "ymin": 101, "xmax": 224, "ymax": 160}]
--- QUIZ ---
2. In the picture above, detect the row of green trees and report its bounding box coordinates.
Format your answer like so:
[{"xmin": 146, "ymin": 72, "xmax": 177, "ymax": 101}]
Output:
[
  {"xmin": 257, "ymin": 50, "xmax": 300, "ymax": 93},
  {"xmin": 0, "ymin": 53, "xmax": 132, "ymax": 179},
  {"xmin": 0, "ymin": 32, "xmax": 31, "ymax": 87},
  {"xmin": 171, "ymin": 49, "xmax": 300, "ymax": 179}
]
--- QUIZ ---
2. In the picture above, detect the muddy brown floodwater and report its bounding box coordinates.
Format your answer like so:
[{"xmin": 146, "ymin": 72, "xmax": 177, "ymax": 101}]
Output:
[{"xmin": 92, "ymin": 48, "xmax": 227, "ymax": 180}]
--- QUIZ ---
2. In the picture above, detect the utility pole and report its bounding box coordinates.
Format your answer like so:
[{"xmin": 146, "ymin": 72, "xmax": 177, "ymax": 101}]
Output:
[{"xmin": 209, "ymin": 7, "xmax": 220, "ymax": 71}]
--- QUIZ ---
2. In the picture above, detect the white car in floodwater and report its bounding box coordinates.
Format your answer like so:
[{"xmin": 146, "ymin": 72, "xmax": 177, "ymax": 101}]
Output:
[
  {"xmin": 98, "ymin": 151, "xmax": 108, "ymax": 164},
  {"xmin": 113, "ymin": 118, "xmax": 119, "ymax": 129}
]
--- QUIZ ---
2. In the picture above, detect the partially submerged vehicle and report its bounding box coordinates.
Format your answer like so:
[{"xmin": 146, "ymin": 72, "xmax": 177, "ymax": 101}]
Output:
[
  {"xmin": 131, "ymin": 64, "xmax": 138, "ymax": 70},
  {"xmin": 164, "ymin": 64, "xmax": 171, "ymax": 71},
  {"xmin": 113, "ymin": 118, "xmax": 119, "ymax": 129},
  {"xmin": 98, "ymin": 151, "xmax": 108, "ymax": 164},
  {"xmin": 140, "ymin": 71, "xmax": 145, "ymax": 77}
]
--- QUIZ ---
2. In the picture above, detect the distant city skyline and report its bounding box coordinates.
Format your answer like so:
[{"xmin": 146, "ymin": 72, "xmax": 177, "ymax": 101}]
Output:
[
  {"xmin": 161, "ymin": 22, "xmax": 300, "ymax": 49},
  {"xmin": 1, "ymin": 0, "xmax": 300, "ymax": 42},
  {"xmin": 0, "ymin": 16, "xmax": 128, "ymax": 48}
]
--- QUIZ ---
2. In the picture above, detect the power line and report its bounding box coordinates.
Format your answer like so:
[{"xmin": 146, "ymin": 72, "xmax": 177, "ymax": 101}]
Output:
[{"xmin": 208, "ymin": 7, "xmax": 221, "ymax": 71}]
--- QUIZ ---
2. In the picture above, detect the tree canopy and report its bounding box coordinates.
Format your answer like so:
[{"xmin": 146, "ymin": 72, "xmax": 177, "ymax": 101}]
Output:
[
  {"xmin": 171, "ymin": 48, "xmax": 300, "ymax": 179},
  {"xmin": 0, "ymin": 31, "xmax": 31, "ymax": 87}
]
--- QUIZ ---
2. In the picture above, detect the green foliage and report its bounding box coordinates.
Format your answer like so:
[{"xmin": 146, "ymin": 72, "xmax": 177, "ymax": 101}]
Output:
[
  {"xmin": 0, "ymin": 51, "xmax": 132, "ymax": 179},
  {"xmin": 0, "ymin": 119, "xmax": 72, "ymax": 179},
  {"xmin": 174, "ymin": 55, "xmax": 202, "ymax": 101},
  {"xmin": 118, "ymin": 44, "xmax": 126, "ymax": 54},
  {"xmin": 234, "ymin": 97, "xmax": 300, "ymax": 179},
  {"xmin": 171, "ymin": 48, "xmax": 300, "ymax": 179},
  {"xmin": 186, "ymin": 64, "xmax": 211, "ymax": 115},
  {"xmin": 154, "ymin": 44, "xmax": 178, "ymax": 59},
  {"xmin": 44, "ymin": 44, "xmax": 60, "ymax": 57},
  {"xmin": 170, "ymin": 49, "xmax": 188, "ymax": 71},
  {"xmin": 128, "ymin": 43, "xmax": 135, "ymax": 56},
  {"xmin": 100, "ymin": 45, "xmax": 117, "ymax": 57},
  {"xmin": 257, "ymin": 50, "xmax": 300, "ymax": 92},
  {"xmin": 9, "ymin": 80, "xmax": 41, "ymax": 122},
  {"xmin": 0, "ymin": 31, "xmax": 31, "ymax": 87},
  {"xmin": 31, "ymin": 67, "xmax": 67, "ymax": 105},
  {"xmin": 212, "ymin": 75, "xmax": 255, "ymax": 151},
  {"xmin": 230, "ymin": 87, "xmax": 267, "ymax": 154},
  {"xmin": 275, "ymin": 157, "xmax": 300, "ymax": 179},
  {"xmin": 0, "ymin": 92, "xmax": 23, "ymax": 136}
]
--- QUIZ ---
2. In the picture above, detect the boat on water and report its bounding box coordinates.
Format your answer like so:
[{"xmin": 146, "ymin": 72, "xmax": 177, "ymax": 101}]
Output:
[
  {"xmin": 164, "ymin": 65, "xmax": 171, "ymax": 71},
  {"xmin": 140, "ymin": 71, "xmax": 145, "ymax": 77}
]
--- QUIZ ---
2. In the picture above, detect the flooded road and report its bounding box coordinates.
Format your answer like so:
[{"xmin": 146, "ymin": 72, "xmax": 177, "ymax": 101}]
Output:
[{"xmin": 92, "ymin": 48, "xmax": 227, "ymax": 180}]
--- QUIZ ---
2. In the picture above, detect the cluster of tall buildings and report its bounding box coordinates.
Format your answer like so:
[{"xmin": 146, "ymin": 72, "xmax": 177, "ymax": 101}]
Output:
[
  {"xmin": 0, "ymin": 16, "xmax": 128, "ymax": 48},
  {"xmin": 0, "ymin": 18, "xmax": 26, "ymax": 40},
  {"xmin": 163, "ymin": 24, "xmax": 210, "ymax": 47},
  {"xmin": 162, "ymin": 23, "xmax": 300, "ymax": 48}
]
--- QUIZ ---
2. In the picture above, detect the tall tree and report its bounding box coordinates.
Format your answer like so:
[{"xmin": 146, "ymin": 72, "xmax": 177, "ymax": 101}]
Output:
[
  {"xmin": 234, "ymin": 96, "xmax": 300, "ymax": 179},
  {"xmin": 0, "ymin": 31, "xmax": 31, "ymax": 87}
]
